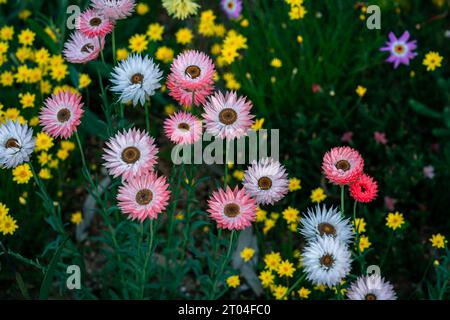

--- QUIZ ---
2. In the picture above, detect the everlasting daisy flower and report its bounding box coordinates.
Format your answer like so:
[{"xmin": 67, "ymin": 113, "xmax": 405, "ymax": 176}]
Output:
[
  {"xmin": 39, "ymin": 91, "xmax": 84, "ymax": 139},
  {"xmin": 203, "ymin": 91, "xmax": 254, "ymax": 140},
  {"xmin": 103, "ymin": 128, "xmax": 158, "ymax": 181},
  {"xmin": 243, "ymin": 158, "xmax": 289, "ymax": 205},
  {"xmin": 110, "ymin": 54, "xmax": 163, "ymax": 106},
  {"xmin": 167, "ymin": 83, "xmax": 212, "ymax": 107},
  {"xmin": 0, "ymin": 121, "xmax": 35, "ymax": 169},
  {"xmin": 162, "ymin": 0, "xmax": 200, "ymax": 20},
  {"xmin": 380, "ymin": 31, "xmax": 417, "ymax": 69},
  {"xmin": 163, "ymin": 111, "xmax": 203, "ymax": 145},
  {"xmin": 322, "ymin": 146, "xmax": 364, "ymax": 185},
  {"xmin": 117, "ymin": 172, "xmax": 170, "ymax": 222},
  {"xmin": 303, "ymin": 236, "xmax": 352, "ymax": 287},
  {"xmin": 347, "ymin": 275, "xmax": 397, "ymax": 300},
  {"xmin": 77, "ymin": 9, "xmax": 114, "ymax": 38},
  {"xmin": 221, "ymin": 0, "xmax": 243, "ymax": 19},
  {"xmin": 91, "ymin": 0, "xmax": 136, "ymax": 20},
  {"xmin": 349, "ymin": 174, "xmax": 378, "ymax": 203},
  {"xmin": 300, "ymin": 205, "xmax": 354, "ymax": 245},
  {"xmin": 63, "ymin": 31, "xmax": 104, "ymax": 64},
  {"xmin": 207, "ymin": 186, "xmax": 257, "ymax": 231}
]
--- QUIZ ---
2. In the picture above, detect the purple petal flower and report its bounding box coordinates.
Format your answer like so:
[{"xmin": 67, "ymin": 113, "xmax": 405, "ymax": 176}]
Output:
[
  {"xmin": 221, "ymin": 0, "xmax": 242, "ymax": 19},
  {"xmin": 380, "ymin": 31, "xmax": 417, "ymax": 69}
]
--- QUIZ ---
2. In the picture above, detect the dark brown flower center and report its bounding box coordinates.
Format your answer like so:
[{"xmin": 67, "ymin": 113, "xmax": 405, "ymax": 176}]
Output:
[
  {"xmin": 224, "ymin": 203, "xmax": 240, "ymax": 218},
  {"xmin": 365, "ymin": 293, "xmax": 377, "ymax": 300},
  {"xmin": 57, "ymin": 108, "xmax": 71, "ymax": 122},
  {"xmin": 5, "ymin": 138, "xmax": 19, "ymax": 149},
  {"xmin": 131, "ymin": 73, "xmax": 144, "ymax": 84},
  {"xmin": 121, "ymin": 146, "xmax": 141, "ymax": 164},
  {"xmin": 258, "ymin": 176, "xmax": 272, "ymax": 190},
  {"xmin": 318, "ymin": 222, "xmax": 337, "ymax": 237},
  {"xmin": 178, "ymin": 122, "xmax": 190, "ymax": 131},
  {"xmin": 335, "ymin": 159, "xmax": 351, "ymax": 171},
  {"xmin": 135, "ymin": 189, "xmax": 153, "ymax": 206},
  {"xmin": 81, "ymin": 43, "xmax": 94, "ymax": 53},
  {"xmin": 320, "ymin": 254, "xmax": 335, "ymax": 268},
  {"xmin": 185, "ymin": 65, "xmax": 201, "ymax": 79},
  {"xmin": 219, "ymin": 108, "xmax": 238, "ymax": 125},
  {"xmin": 394, "ymin": 44, "xmax": 405, "ymax": 54},
  {"xmin": 90, "ymin": 17, "xmax": 102, "ymax": 26},
  {"xmin": 228, "ymin": 2, "xmax": 234, "ymax": 9}
]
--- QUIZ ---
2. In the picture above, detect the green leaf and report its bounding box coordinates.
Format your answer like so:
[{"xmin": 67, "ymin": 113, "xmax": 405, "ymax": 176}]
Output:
[
  {"xmin": 409, "ymin": 99, "xmax": 441, "ymax": 119},
  {"xmin": 15, "ymin": 272, "xmax": 31, "ymax": 300},
  {"xmin": 39, "ymin": 235, "xmax": 70, "ymax": 300},
  {"xmin": 79, "ymin": 109, "xmax": 109, "ymax": 140}
]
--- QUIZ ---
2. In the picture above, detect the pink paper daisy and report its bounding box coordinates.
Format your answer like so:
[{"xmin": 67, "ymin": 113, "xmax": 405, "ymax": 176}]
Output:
[
  {"xmin": 163, "ymin": 111, "xmax": 203, "ymax": 145},
  {"xmin": 91, "ymin": 0, "xmax": 135, "ymax": 20},
  {"xmin": 202, "ymin": 91, "xmax": 255, "ymax": 140},
  {"xmin": 207, "ymin": 186, "xmax": 257, "ymax": 231},
  {"xmin": 322, "ymin": 146, "xmax": 364, "ymax": 185},
  {"xmin": 103, "ymin": 128, "xmax": 158, "ymax": 181},
  {"xmin": 77, "ymin": 9, "xmax": 114, "ymax": 38},
  {"xmin": 39, "ymin": 91, "xmax": 84, "ymax": 139},
  {"xmin": 350, "ymin": 174, "xmax": 378, "ymax": 203},
  {"xmin": 63, "ymin": 31, "xmax": 105, "ymax": 64},
  {"xmin": 166, "ymin": 83, "xmax": 212, "ymax": 107},
  {"xmin": 117, "ymin": 172, "xmax": 170, "ymax": 222}
]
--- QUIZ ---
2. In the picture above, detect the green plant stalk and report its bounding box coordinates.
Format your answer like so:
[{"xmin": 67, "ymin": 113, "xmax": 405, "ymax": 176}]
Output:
[
  {"xmin": 210, "ymin": 230, "xmax": 236, "ymax": 299},
  {"xmin": 112, "ymin": 29, "xmax": 116, "ymax": 65},
  {"xmin": 340, "ymin": 185, "xmax": 345, "ymax": 216},
  {"xmin": 139, "ymin": 219, "xmax": 154, "ymax": 299},
  {"xmin": 282, "ymin": 273, "xmax": 306, "ymax": 300}
]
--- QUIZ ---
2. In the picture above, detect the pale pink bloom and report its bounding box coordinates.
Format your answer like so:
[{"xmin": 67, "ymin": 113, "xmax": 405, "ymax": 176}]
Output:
[
  {"xmin": 423, "ymin": 165, "xmax": 435, "ymax": 179},
  {"xmin": 341, "ymin": 131, "xmax": 353, "ymax": 143},
  {"xmin": 384, "ymin": 196, "xmax": 396, "ymax": 211},
  {"xmin": 39, "ymin": 91, "xmax": 84, "ymax": 139},
  {"xmin": 207, "ymin": 186, "xmax": 257, "ymax": 231},
  {"xmin": 322, "ymin": 146, "xmax": 364, "ymax": 185},
  {"xmin": 202, "ymin": 91, "xmax": 254, "ymax": 140},
  {"xmin": 77, "ymin": 9, "xmax": 114, "ymax": 38},
  {"xmin": 63, "ymin": 31, "xmax": 105, "ymax": 64},
  {"xmin": 166, "ymin": 84, "xmax": 212, "ymax": 107},
  {"xmin": 163, "ymin": 111, "xmax": 203, "ymax": 145},
  {"xmin": 374, "ymin": 131, "xmax": 388, "ymax": 145},
  {"xmin": 91, "ymin": 0, "xmax": 135, "ymax": 20},
  {"xmin": 103, "ymin": 128, "xmax": 158, "ymax": 181},
  {"xmin": 117, "ymin": 172, "xmax": 170, "ymax": 222}
]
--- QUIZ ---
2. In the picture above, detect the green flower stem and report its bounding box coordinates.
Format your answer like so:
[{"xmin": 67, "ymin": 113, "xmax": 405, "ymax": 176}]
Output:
[
  {"xmin": 112, "ymin": 29, "xmax": 116, "ymax": 65},
  {"xmin": 340, "ymin": 185, "xmax": 345, "ymax": 216},
  {"xmin": 282, "ymin": 273, "xmax": 306, "ymax": 300},
  {"xmin": 210, "ymin": 230, "xmax": 235, "ymax": 300},
  {"xmin": 144, "ymin": 99, "xmax": 151, "ymax": 134},
  {"xmin": 139, "ymin": 219, "xmax": 154, "ymax": 299}
]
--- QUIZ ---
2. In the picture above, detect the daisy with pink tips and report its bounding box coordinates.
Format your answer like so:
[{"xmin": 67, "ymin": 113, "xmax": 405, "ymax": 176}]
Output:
[
  {"xmin": 91, "ymin": 0, "xmax": 136, "ymax": 20},
  {"xmin": 380, "ymin": 31, "xmax": 417, "ymax": 69},
  {"xmin": 163, "ymin": 111, "xmax": 203, "ymax": 145},
  {"xmin": 349, "ymin": 174, "xmax": 378, "ymax": 203},
  {"xmin": 322, "ymin": 146, "xmax": 364, "ymax": 185},
  {"xmin": 207, "ymin": 186, "xmax": 257, "ymax": 231},
  {"xmin": 202, "ymin": 91, "xmax": 254, "ymax": 140},
  {"xmin": 39, "ymin": 91, "xmax": 84, "ymax": 139},
  {"xmin": 117, "ymin": 172, "xmax": 170, "ymax": 222},
  {"xmin": 103, "ymin": 128, "xmax": 158, "ymax": 181},
  {"xmin": 77, "ymin": 9, "xmax": 114, "ymax": 38},
  {"xmin": 63, "ymin": 31, "xmax": 105, "ymax": 64},
  {"xmin": 167, "ymin": 84, "xmax": 212, "ymax": 108}
]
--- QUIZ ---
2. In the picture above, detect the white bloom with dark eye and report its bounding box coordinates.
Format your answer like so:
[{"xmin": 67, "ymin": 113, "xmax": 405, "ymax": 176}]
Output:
[
  {"xmin": 303, "ymin": 236, "xmax": 352, "ymax": 287},
  {"xmin": 110, "ymin": 54, "xmax": 163, "ymax": 106},
  {"xmin": 242, "ymin": 158, "xmax": 289, "ymax": 205},
  {"xmin": 0, "ymin": 120, "xmax": 35, "ymax": 169},
  {"xmin": 300, "ymin": 205, "xmax": 354, "ymax": 245},
  {"xmin": 347, "ymin": 275, "xmax": 397, "ymax": 300}
]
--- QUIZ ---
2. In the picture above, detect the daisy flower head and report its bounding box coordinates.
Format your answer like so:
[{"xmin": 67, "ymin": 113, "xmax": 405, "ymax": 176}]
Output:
[
  {"xmin": 117, "ymin": 172, "xmax": 170, "ymax": 222},
  {"xmin": 110, "ymin": 54, "xmax": 163, "ymax": 106},
  {"xmin": 221, "ymin": 0, "xmax": 243, "ymax": 19},
  {"xmin": 63, "ymin": 31, "xmax": 105, "ymax": 64},
  {"xmin": 380, "ymin": 31, "xmax": 417, "ymax": 69},
  {"xmin": 77, "ymin": 9, "xmax": 114, "ymax": 38},
  {"xmin": 103, "ymin": 128, "xmax": 158, "ymax": 181},
  {"xmin": 202, "ymin": 91, "xmax": 254, "ymax": 140},
  {"xmin": 347, "ymin": 275, "xmax": 397, "ymax": 300},
  {"xmin": 163, "ymin": 111, "xmax": 203, "ymax": 145},
  {"xmin": 243, "ymin": 158, "xmax": 289, "ymax": 205},
  {"xmin": 349, "ymin": 174, "xmax": 378, "ymax": 203},
  {"xmin": 0, "ymin": 121, "xmax": 35, "ymax": 169},
  {"xmin": 303, "ymin": 236, "xmax": 352, "ymax": 287},
  {"xmin": 207, "ymin": 186, "xmax": 257, "ymax": 231},
  {"xmin": 91, "ymin": 0, "xmax": 136, "ymax": 20},
  {"xmin": 162, "ymin": 0, "xmax": 200, "ymax": 20},
  {"xmin": 39, "ymin": 91, "xmax": 84, "ymax": 139},
  {"xmin": 322, "ymin": 146, "xmax": 364, "ymax": 185},
  {"xmin": 167, "ymin": 82, "xmax": 212, "ymax": 108},
  {"xmin": 299, "ymin": 205, "xmax": 354, "ymax": 245}
]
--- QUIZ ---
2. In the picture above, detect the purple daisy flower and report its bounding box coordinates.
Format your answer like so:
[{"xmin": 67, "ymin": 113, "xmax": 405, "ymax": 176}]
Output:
[
  {"xmin": 221, "ymin": 0, "xmax": 242, "ymax": 19},
  {"xmin": 380, "ymin": 31, "xmax": 417, "ymax": 69}
]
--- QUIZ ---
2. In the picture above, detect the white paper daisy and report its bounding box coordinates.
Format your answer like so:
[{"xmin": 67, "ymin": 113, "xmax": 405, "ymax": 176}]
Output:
[
  {"xmin": 0, "ymin": 120, "xmax": 35, "ymax": 169},
  {"xmin": 347, "ymin": 275, "xmax": 397, "ymax": 300}
]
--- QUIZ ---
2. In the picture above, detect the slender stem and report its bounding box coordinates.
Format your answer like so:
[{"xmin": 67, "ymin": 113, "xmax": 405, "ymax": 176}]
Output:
[
  {"xmin": 99, "ymin": 36, "xmax": 106, "ymax": 67},
  {"xmin": 74, "ymin": 131, "xmax": 88, "ymax": 170},
  {"xmin": 282, "ymin": 273, "xmax": 306, "ymax": 300},
  {"xmin": 144, "ymin": 100, "xmax": 151, "ymax": 134},
  {"xmin": 340, "ymin": 185, "xmax": 345, "ymax": 216},
  {"xmin": 211, "ymin": 230, "xmax": 235, "ymax": 299},
  {"xmin": 381, "ymin": 232, "xmax": 394, "ymax": 267},
  {"xmin": 112, "ymin": 29, "xmax": 116, "ymax": 65},
  {"xmin": 140, "ymin": 219, "xmax": 154, "ymax": 299}
]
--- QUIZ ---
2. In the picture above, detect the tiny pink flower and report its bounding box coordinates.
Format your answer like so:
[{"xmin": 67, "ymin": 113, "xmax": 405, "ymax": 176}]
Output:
[
  {"xmin": 374, "ymin": 131, "xmax": 388, "ymax": 145},
  {"xmin": 341, "ymin": 131, "xmax": 354, "ymax": 143}
]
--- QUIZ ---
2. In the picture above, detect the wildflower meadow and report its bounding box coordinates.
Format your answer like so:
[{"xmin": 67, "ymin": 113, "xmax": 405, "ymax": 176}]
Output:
[{"xmin": 0, "ymin": 0, "xmax": 449, "ymax": 304}]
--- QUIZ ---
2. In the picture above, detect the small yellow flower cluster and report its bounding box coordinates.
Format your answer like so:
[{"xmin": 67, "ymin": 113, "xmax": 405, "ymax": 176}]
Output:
[
  {"xmin": 429, "ymin": 233, "xmax": 446, "ymax": 249},
  {"xmin": 198, "ymin": 10, "xmax": 224, "ymax": 38},
  {"xmin": 285, "ymin": 0, "xmax": 307, "ymax": 21},
  {"xmin": 0, "ymin": 202, "xmax": 18, "ymax": 236},
  {"xmin": 223, "ymin": 72, "xmax": 241, "ymax": 90},
  {"xmin": 352, "ymin": 217, "xmax": 371, "ymax": 252},
  {"xmin": 219, "ymin": 30, "xmax": 248, "ymax": 65},
  {"xmin": 310, "ymin": 187, "xmax": 326, "ymax": 203}
]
